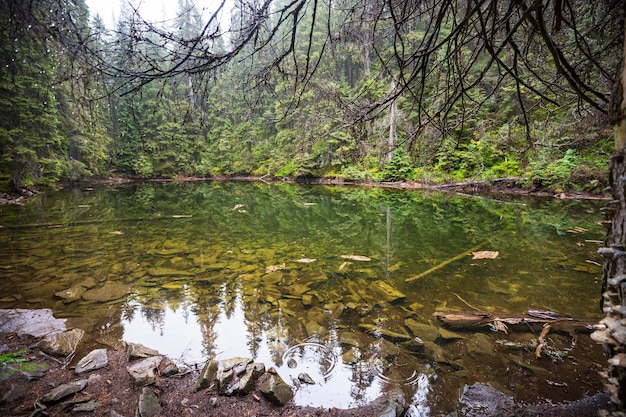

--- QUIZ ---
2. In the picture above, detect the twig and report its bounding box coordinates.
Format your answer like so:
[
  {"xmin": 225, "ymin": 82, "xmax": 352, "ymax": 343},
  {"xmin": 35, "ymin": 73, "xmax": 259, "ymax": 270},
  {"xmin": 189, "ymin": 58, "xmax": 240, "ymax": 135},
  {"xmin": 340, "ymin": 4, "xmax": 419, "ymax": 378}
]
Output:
[
  {"xmin": 452, "ymin": 293, "xmax": 481, "ymax": 312},
  {"xmin": 535, "ymin": 324, "xmax": 551, "ymax": 359}
]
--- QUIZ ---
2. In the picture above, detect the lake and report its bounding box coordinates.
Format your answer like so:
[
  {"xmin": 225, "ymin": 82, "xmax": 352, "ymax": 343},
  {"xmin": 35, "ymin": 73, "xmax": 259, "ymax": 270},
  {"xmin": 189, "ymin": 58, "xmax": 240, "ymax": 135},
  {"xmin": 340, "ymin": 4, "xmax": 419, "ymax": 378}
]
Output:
[{"xmin": 0, "ymin": 181, "xmax": 607, "ymax": 413}]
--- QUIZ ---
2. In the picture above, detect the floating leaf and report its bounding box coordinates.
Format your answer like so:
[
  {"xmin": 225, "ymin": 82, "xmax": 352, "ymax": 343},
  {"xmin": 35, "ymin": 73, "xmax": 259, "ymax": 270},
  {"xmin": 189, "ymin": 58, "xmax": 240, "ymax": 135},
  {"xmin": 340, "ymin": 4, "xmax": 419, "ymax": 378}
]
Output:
[
  {"xmin": 340, "ymin": 255, "xmax": 372, "ymax": 261},
  {"xmin": 472, "ymin": 251, "xmax": 499, "ymax": 259}
]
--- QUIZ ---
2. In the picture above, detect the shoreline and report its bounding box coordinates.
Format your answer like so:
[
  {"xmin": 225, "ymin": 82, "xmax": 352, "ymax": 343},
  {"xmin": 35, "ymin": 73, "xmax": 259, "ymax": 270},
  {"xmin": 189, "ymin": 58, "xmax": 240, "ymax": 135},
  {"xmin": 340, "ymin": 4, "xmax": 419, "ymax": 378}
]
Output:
[
  {"xmin": 63, "ymin": 175, "xmax": 609, "ymax": 200},
  {"xmin": 0, "ymin": 308, "xmax": 611, "ymax": 417}
]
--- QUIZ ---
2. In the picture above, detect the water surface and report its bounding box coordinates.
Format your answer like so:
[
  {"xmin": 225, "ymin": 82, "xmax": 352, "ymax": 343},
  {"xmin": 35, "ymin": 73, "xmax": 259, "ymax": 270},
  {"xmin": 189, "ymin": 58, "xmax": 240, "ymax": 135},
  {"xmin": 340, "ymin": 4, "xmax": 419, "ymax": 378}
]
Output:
[{"xmin": 0, "ymin": 182, "xmax": 606, "ymax": 413}]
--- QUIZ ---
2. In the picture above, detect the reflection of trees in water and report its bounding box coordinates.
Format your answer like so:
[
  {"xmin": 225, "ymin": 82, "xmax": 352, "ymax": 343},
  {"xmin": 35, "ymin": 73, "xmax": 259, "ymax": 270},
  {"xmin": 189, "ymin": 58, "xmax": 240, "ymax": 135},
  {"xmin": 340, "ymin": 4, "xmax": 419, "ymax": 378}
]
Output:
[{"xmin": 188, "ymin": 281, "xmax": 221, "ymax": 359}]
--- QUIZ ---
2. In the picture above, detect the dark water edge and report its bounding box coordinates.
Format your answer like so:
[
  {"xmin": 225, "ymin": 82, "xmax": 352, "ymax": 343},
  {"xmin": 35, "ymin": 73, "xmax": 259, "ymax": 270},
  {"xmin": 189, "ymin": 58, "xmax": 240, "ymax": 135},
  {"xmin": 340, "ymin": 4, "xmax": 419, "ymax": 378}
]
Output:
[{"xmin": 0, "ymin": 180, "xmax": 609, "ymax": 413}]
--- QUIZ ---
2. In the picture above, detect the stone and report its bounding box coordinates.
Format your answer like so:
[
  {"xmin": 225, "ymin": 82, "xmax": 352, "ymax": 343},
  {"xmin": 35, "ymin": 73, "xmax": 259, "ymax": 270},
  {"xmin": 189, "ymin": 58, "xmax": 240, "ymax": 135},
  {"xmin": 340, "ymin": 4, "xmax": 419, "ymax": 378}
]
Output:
[
  {"xmin": 219, "ymin": 357, "xmax": 252, "ymax": 376},
  {"xmin": 127, "ymin": 356, "xmax": 162, "ymax": 386},
  {"xmin": 0, "ymin": 383, "xmax": 26, "ymax": 404},
  {"xmin": 399, "ymin": 337, "xmax": 425, "ymax": 353},
  {"xmin": 223, "ymin": 361, "xmax": 265, "ymax": 395},
  {"xmin": 82, "ymin": 282, "xmax": 129, "ymax": 302},
  {"xmin": 54, "ymin": 286, "xmax": 87, "ymax": 303},
  {"xmin": 404, "ymin": 319, "xmax": 440, "ymax": 342},
  {"xmin": 72, "ymin": 400, "xmax": 101, "ymax": 413},
  {"xmin": 298, "ymin": 373, "xmax": 315, "ymax": 385},
  {"xmin": 376, "ymin": 397, "xmax": 406, "ymax": 417},
  {"xmin": 75, "ymin": 348, "xmax": 108, "ymax": 374},
  {"xmin": 369, "ymin": 280, "xmax": 406, "ymax": 303},
  {"xmin": 110, "ymin": 410, "xmax": 126, "ymax": 417},
  {"xmin": 358, "ymin": 324, "xmax": 412, "ymax": 343},
  {"xmin": 437, "ymin": 327, "xmax": 466, "ymax": 341},
  {"xmin": 158, "ymin": 357, "xmax": 179, "ymax": 376},
  {"xmin": 195, "ymin": 359, "xmax": 218, "ymax": 392},
  {"xmin": 38, "ymin": 328, "xmax": 85, "ymax": 356},
  {"xmin": 136, "ymin": 387, "xmax": 160, "ymax": 417},
  {"xmin": 342, "ymin": 347, "xmax": 361, "ymax": 365},
  {"xmin": 40, "ymin": 379, "xmax": 89, "ymax": 403},
  {"xmin": 305, "ymin": 320, "xmax": 325, "ymax": 337},
  {"xmin": 216, "ymin": 368, "xmax": 235, "ymax": 395},
  {"xmin": 22, "ymin": 363, "xmax": 49, "ymax": 381},
  {"xmin": 340, "ymin": 331, "xmax": 364, "ymax": 348},
  {"xmin": 467, "ymin": 333, "xmax": 495, "ymax": 358},
  {"xmin": 146, "ymin": 267, "xmax": 194, "ymax": 277},
  {"xmin": 259, "ymin": 369, "xmax": 294, "ymax": 406},
  {"xmin": 302, "ymin": 294, "xmax": 313, "ymax": 306},
  {"xmin": 126, "ymin": 342, "xmax": 160, "ymax": 360},
  {"xmin": 0, "ymin": 308, "xmax": 66, "ymax": 338},
  {"xmin": 459, "ymin": 383, "xmax": 515, "ymax": 416}
]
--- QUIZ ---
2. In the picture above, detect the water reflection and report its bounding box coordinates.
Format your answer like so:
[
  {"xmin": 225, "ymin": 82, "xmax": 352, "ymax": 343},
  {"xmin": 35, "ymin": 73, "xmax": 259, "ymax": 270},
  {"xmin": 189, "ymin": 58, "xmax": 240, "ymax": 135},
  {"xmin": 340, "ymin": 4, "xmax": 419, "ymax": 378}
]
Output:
[{"xmin": 0, "ymin": 182, "xmax": 607, "ymax": 411}]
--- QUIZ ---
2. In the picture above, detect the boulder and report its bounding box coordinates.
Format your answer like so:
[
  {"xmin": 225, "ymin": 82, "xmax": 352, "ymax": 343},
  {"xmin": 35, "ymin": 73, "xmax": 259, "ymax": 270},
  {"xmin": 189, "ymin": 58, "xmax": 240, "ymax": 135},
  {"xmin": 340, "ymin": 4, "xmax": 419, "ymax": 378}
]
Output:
[
  {"xmin": 38, "ymin": 328, "xmax": 84, "ymax": 356},
  {"xmin": 259, "ymin": 368, "xmax": 294, "ymax": 406},
  {"xmin": 75, "ymin": 348, "xmax": 108, "ymax": 374},
  {"xmin": 0, "ymin": 308, "xmax": 66, "ymax": 338}
]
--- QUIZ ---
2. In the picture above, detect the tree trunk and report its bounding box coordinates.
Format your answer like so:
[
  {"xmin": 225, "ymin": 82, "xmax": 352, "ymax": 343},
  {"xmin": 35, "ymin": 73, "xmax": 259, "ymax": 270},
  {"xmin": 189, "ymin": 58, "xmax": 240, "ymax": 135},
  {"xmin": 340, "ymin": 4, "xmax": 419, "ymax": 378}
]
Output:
[
  {"xmin": 384, "ymin": 78, "xmax": 397, "ymax": 164},
  {"xmin": 593, "ymin": 13, "xmax": 626, "ymax": 413}
]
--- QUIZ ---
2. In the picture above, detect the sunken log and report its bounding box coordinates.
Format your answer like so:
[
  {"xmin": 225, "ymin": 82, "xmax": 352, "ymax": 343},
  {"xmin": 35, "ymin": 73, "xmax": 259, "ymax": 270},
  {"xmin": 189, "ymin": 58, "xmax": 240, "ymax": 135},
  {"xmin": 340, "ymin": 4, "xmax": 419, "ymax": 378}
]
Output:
[{"xmin": 433, "ymin": 309, "xmax": 599, "ymax": 335}]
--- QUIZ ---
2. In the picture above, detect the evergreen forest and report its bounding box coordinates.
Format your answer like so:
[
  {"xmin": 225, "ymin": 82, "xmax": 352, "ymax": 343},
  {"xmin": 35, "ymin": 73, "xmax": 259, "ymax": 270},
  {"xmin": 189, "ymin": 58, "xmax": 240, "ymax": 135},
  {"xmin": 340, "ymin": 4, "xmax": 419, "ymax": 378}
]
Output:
[{"xmin": 0, "ymin": 0, "xmax": 620, "ymax": 193}]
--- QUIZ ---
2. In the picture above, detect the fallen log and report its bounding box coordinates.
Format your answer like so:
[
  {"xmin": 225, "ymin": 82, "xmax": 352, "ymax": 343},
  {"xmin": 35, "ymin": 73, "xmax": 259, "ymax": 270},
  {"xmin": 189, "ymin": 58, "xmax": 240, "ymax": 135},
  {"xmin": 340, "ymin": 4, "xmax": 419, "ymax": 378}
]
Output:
[{"xmin": 433, "ymin": 310, "xmax": 598, "ymax": 335}]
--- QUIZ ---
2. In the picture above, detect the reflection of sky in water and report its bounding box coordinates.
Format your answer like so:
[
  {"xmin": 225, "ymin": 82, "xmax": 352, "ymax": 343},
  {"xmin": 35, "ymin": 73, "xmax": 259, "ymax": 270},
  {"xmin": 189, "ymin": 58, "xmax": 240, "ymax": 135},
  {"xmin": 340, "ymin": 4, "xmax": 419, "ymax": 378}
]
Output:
[{"xmin": 122, "ymin": 287, "xmax": 430, "ymax": 411}]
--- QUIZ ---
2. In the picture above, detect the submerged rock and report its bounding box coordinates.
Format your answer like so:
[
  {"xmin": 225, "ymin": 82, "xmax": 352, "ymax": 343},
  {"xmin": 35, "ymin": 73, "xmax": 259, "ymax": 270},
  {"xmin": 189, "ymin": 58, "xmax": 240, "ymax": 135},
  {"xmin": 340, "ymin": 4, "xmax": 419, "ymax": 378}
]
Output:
[
  {"xmin": 82, "ymin": 282, "xmax": 129, "ymax": 302},
  {"xmin": 342, "ymin": 347, "xmax": 361, "ymax": 365},
  {"xmin": 298, "ymin": 372, "xmax": 315, "ymax": 385},
  {"xmin": 358, "ymin": 323, "xmax": 412, "ymax": 343},
  {"xmin": 404, "ymin": 318, "xmax": 440, "ymax": 342},
  {"xmin": 38, "ymin": 328, "xmax": 84, "ymax": 356},
  {"xmin": 369, "ymin": 280, "xmax": 406, "ymax": 303},
  {"xmin": 54, "ymin": 285, "xmax": 87, "ymax": 303}
]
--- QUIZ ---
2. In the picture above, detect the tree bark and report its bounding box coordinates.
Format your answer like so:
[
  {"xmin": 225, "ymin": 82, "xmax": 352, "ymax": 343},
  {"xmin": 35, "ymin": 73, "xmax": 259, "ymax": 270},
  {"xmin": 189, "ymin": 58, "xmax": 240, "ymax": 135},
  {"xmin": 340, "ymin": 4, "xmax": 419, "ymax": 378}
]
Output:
[{"xmin": 593, "ymin": 11, "xmax": 626, "ymax": 413}]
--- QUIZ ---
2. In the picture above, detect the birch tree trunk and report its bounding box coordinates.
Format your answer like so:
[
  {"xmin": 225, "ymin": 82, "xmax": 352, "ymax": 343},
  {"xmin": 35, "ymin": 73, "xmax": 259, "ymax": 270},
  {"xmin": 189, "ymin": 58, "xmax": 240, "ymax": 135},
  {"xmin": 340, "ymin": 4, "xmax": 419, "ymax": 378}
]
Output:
[{"xmin": 384, "ymin": 78, "xmax": 397, "ymax": 164}]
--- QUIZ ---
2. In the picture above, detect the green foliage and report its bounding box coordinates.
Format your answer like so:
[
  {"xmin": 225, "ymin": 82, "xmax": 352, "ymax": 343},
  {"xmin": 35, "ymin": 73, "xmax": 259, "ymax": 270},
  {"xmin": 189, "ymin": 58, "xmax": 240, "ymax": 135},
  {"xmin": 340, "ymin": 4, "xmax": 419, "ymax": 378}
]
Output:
[
  {"xmin": 0, "ymin": 350, "xmax": 41, "ymax": 379},
  {"xmin": 0, "ymin": 0, "xmax": 613, "ymax": 194},
  {"xmin": 527, "ymin": 149, "xmax": 579, "ymax": 191},
  {"xmin": 379, "ymin": 147, "xmax": 415, "ymax": 181}
]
